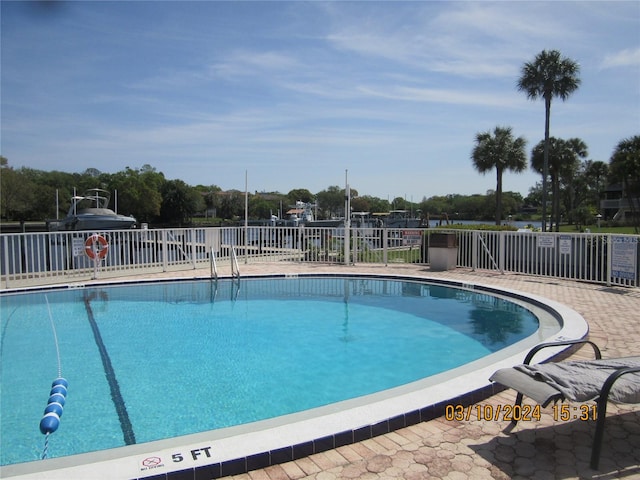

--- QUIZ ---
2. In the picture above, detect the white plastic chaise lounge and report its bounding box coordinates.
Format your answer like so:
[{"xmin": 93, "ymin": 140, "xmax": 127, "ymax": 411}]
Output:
[{"xmin": 489, "ymin": 339, "xmax": 640, "ymax": 470}]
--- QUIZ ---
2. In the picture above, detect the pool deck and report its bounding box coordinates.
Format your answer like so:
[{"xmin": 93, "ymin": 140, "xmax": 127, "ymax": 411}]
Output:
[
  {"xmin": 4, "ymin": 262, "xmax": 639, "ymax": 479},
  {"xmin": 201, "ymin": 263, "xmax": 640, "ymax": 480}
]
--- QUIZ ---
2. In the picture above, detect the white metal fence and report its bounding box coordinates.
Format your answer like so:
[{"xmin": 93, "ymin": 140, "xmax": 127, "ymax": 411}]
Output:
[{"xmin": 1, "ymin": 226, "xmax": 638, "ymax": 289}]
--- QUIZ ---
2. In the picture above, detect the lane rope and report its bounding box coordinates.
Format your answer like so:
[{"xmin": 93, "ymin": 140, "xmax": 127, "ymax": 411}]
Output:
[
  {"xmin": 41, "ymin": 295, "xmax": 68, "ymax": 460},
  {"xmin": 45, "ymin": 296, "xmax": 62, "ymax": 378}
]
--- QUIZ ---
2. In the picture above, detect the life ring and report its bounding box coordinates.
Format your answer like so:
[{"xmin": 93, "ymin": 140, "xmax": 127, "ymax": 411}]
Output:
[{"xmin": 85, "ymin": 234, "xmax": 109, "ymax": 260}]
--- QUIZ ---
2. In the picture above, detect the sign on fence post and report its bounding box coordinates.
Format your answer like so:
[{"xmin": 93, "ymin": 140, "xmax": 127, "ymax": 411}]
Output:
[
  {"xmin": 72, "ymin": 238, "xmax": 84, "ymax": 257},
  {"xmin": 611, "ymin": 236, "xmax": 638, "ymax": 282},
  {"xmin": 559, "ymin": 235, "xmax": 572, "ymax": 256},
  {"xmin": 401, "ymin": 229, "xmax": 422, "ymax": 246},
  {"xmin": 537, "ymin": 235, "xmax": 555, "ymax": 249}
]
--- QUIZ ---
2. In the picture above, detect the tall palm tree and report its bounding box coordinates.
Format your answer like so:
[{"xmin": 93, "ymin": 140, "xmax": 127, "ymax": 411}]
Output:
[
  {"xmin": 517, "ymin": 49, "xmax": 581, "ymax": 231},
  {"xmin": 471, "ymin": 126, "xmax": 527, "ymax": 225}
]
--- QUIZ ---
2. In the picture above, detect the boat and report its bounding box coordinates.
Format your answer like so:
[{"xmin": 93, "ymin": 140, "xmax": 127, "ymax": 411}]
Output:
[
  {"xmin": 284, "ymin": 201, "xmax": 315, "ymax": 226},
  {"xmin": 49, "ymin": 189, "xmax": 137, "ymax": 231},
  {"xmin": 371, "ymin": 210, "xmax": 426, "ymax": 228}
]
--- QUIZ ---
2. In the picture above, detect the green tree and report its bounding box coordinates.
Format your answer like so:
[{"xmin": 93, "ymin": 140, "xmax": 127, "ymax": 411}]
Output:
[
  {"xmin": 583, "ymin": 160, "xmax": 609, "ymax": 212},
  {"xmin": 218, "ymin": 190, "xmax": 245, "ymax": 220},
  {"xmin": 609, "ymin": 135, "xmax": 640, "ymax": 231},
  {"xmin": 391, "ymin": 197, "xmax": 408, "ymax": 210},
  {"xmin": 0, "ymin": 160, "xmax": 33, "ymax": 220},
  {"xmin": 419, "ymin": 195, "xmax": 451, "ymax": 217},
  {"xmin": 367, "ymin": 196, "xmax": 391, "ymax": 213},
  {"xmin": 108, "ymin": 166, "xmax": 164, "ymax": 223},
  {"xmin": 193, "ymin": 184, "xmax": 223, "ymax": 219},
  {"xmin": 499, "ymin": 192, "xmax": 524, "ymax": 221},
  {"xmin": 558, "ymin": 139, "xmax": 588, "ymax": 228},
  {"xmin": 449, "ymin": 194, "xmax": 484, "ymax": 220},
  {"xmin": 7, "ymin": 166, "xmax": 60, "ymax": 220},
  {"xmin": 561, "ymin": 159, "xmax": 605, "ymax": 226},
  {"xmin": 350, "ymin": 196, "xmax": 370, "ymax": 213},
  {"xmin": 159, "ymin": 179, "xmax": 203, "ymax": 225},
  {"xmin": 531, "ymin": 137, "xmax": 587, "ymax": 231},
  {"xmin": 315, "ymin": 186, "xmax": 344, "ymax": 219},
  {"xmin": 249, "ymin": 194, "xmax": 284, "ymax": 220},
  {"xmin": 287, "ymin": 189, "xmax": 314, "ymax": 204},
  {"xmin": 471, "ymin": 126, "xmax": 527, "ymax": 225},
  {"xmin": 517, "ymin": 49, "xmax": 581, "ymax": 231}
]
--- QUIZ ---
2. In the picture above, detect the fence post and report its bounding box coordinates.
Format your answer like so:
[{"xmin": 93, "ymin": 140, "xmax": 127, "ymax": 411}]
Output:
[
  {"xmin": 352, "ymin": 228, "xmax": 358, "ymax": 264},
  {"xmin": 3, "ymin": 237, "xmax": 10, "ymax": 289},
  {"xmin": 344, "ymin": 224, "xmax": 350, "ymax": 265},
  {"xmin": 162, "ymin": 229, "xmax": 168, "ymax": 272},
  {"xmin": 298, "ymin": 226, "xmax": 303, "ymax": 263},
  {"xmin": 472, "ymin": 231, "xmax": 477, "ymax": 271},
  {"xmin": 499, "ymin": 231, "xmax": 505, "ymax": 273},
  {"xmin": 383, "ymin": 229, "xmax": 388, "ymax": 266},
  {"xmin": 606, "ymin": 234, "xmax": 612, "ymax": 287},
  {"xmin": 191, "ymin": 228, "xmax": 197, "ymax": 270}
]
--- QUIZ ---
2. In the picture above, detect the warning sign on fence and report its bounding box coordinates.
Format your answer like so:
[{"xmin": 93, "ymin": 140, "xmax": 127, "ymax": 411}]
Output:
[
  {"xmin": 401, "ymin": 230, "xmax": 423, "ymax": 246},
  {"xmin": 611, "ymin": 236, "xmax": 638, "ymax": 281}
]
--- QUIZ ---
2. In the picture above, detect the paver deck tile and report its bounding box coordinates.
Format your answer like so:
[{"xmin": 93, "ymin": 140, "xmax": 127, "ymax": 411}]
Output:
[
  {"xmin": 332, "ymin": 446, "xmax": 363, "ymax": 465},
  {"xmin": 307, "ymin": 452, "xmax": 344, "ymax": 471},
  {"xmin": 278, "ymin": 461, "xmax": 306, "ymax": 479},
  {"xmin": 261, "ymin": 464, "xmax": 290, "ymax": 480},
  {"xmin": 293, "ymin": 457, "xmax": 322, "ymax": 476},
  {"xmin": 247, "ymin": 469, "xmax": 270, "ymax": 480}
]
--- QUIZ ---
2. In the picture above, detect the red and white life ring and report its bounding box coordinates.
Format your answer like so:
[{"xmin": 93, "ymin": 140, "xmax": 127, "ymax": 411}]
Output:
[{"xmin": 84, "ymin": 234, "xmax": 109, "ymax": 260}]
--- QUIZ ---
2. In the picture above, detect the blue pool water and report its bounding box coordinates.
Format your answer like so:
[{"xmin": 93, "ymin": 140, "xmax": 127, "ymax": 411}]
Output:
[{"xmin": 0, "ymin": 276, "xmax": 539, "ymax": 466}]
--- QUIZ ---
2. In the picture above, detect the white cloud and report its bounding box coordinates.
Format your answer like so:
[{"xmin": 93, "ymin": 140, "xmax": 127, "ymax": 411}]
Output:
[
  {"xmin": 323, "ymin": 2, "xmax": 578, "ymax": 80},
  {"xmin": 601, "ymin": 47, "xmax": 640, "ymax": 69},
  {"xmin": 209, "ymin": 50, "xmax": 299, "ymax": 79},
  {"xmin": 357, "ymin": 85, "xmax": 523, "ymax": 109}
]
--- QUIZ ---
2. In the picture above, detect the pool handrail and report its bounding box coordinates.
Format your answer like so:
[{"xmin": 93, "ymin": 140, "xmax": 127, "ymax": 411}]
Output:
[
  {"xmin": 231, "ymin": 245, "xmax": 240, "ymax": 280},
  {"xmin": 210, "ymin": 247, "xmax": 218, "ymax": 282}
]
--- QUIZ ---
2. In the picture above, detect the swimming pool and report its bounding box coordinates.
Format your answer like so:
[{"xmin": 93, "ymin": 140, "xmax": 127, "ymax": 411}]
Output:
[{"xmin": 1, "ymin": 274, "xmax": 586, "ymax": 478}]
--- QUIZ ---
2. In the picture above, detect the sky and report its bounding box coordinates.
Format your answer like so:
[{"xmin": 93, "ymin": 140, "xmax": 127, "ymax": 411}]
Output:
[{"xmin": 1, "ymin": 1, "xmax": 639, "ymax": 202}]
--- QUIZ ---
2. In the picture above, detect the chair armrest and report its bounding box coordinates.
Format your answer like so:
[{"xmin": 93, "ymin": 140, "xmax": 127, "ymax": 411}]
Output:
[
  {"xmin": 600, "ymin": 366, "xmax": 640, "ymax": 403},
  {"xmin": 523, "ymin": 339, "xmax": 602, "ymax": 365}
]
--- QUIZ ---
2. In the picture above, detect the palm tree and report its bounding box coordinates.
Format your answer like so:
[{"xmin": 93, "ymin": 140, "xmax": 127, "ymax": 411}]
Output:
[
  {"xmin": 517, "ymin": 49, "xmax": 581, "ymax": 231},
  {"xmin": 583, "ymin": 160, "xmax": 609, "ymax": 208},
  {"xmin": 609, "ymin": 135, "xmax": 640, "ymax": 232},
  {"xmin": 471, "ymin": 126, "xmax": 527, "ymax": 225},
  {"xmin": 531, "ymin": 137, "xmax": 587, "ymax": 231}
]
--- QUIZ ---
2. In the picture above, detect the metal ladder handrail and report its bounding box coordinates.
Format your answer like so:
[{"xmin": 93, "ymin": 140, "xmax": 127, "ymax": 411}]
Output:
[
  {"xmin": 231, "ymin": 246, "xmax": 240, "ymax": 280},
  {"xmin": 210, "ymin": 247, "xmax": 218, "ymax": 281},
  {"xmin": 477, "ymin": 231, "xmax": 502, "ymax": 273}
]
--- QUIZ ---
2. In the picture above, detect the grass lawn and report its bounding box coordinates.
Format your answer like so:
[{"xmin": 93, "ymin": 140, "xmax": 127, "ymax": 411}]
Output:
[{"xmin": 558, "ymin": 224, "xmax": 639, "ymax": 235}]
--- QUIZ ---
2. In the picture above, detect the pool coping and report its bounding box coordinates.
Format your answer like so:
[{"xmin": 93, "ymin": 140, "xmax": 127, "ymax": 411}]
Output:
[{"xmin": 1, "ymin": 273, "xmax": 589, "ymax": 479}]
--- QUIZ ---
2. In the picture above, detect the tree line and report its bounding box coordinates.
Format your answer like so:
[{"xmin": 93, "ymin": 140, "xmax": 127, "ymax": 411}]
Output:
[
  {"xmin": 0, "ymin": 156, "xmax": 525, "ymax": 226},
  {"xmin": 2, "ymin": 142, "xmax": 635, "ymax": 229}
]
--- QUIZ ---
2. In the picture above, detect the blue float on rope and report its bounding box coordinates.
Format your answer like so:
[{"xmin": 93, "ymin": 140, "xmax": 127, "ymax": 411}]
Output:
[
  {"xmin": 52, "ymin": 378, "xmax": 68, "ymax": 389},
  {"xmin": 47, "ymin": 393, "xmax": 66, "ymax": 407},
  {"xmin": 50, "ymin": 385, "xmax": 67, "ymax": 396},
  {"xmin": 39, "ymin": 412, "xmax": 60, "ymax": 435},
  {"xmin": 44, "ymin": 402, "xmax": 64, "ymax": 417},
  {"xmin": 40, "ymin": 378, "xmax": 68, "ymax": 435}
]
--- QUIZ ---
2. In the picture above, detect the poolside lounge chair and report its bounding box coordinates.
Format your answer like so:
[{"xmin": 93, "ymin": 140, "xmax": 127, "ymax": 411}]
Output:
[{"xmin": 489, "ymin": 339, "xmax": 640, "ymax": 470}]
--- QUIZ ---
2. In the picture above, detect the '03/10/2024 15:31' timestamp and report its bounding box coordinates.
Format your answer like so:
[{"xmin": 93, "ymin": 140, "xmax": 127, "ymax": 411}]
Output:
[{"xmin": 445, "ymin": 403, "xmax": 597, "ymax": 422}]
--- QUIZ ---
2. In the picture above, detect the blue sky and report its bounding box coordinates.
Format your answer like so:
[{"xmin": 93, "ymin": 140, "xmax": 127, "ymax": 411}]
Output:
[{"xmin": 2, "ymin": 1, "xmax": 639, "ymax": 201}]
